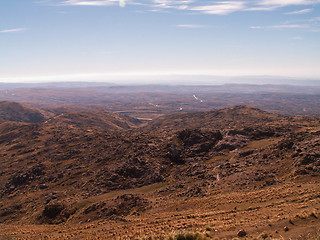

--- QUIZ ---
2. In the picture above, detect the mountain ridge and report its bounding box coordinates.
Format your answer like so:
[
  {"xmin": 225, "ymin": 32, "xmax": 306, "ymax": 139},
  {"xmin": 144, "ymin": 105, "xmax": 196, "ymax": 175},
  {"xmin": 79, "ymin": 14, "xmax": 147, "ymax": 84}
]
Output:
[{"xmin": 0, "ymin": 103, "xmax": 319, "ymax": 239}]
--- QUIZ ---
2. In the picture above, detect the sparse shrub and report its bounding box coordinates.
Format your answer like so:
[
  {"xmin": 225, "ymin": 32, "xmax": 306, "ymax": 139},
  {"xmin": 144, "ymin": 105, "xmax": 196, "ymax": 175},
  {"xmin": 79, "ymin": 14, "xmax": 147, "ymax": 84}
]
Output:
[
  {"xmin": 168, "ymin": 232, "xmax": 211, "ymax": 240},
  {"xmin": 309, "ymin": 231, "xmax": 320, "ymax": 240},
  {"xmin": 257, "ymin": 232, "xmax": 269, "ymax": 239},
  {"xmin": 296, "ymin": 210, "xmax": 319, "ymax": 220},
  {"xmin": 42, "ymin": 204, "xmax": 64, "ymax": 219},
  {"xmin": 38, "ymin": 203, "xmax": 76, "ymax": 224},
  {"xmin": 310, "ymin": 212, "xmax": 318, "ymax": 219}
]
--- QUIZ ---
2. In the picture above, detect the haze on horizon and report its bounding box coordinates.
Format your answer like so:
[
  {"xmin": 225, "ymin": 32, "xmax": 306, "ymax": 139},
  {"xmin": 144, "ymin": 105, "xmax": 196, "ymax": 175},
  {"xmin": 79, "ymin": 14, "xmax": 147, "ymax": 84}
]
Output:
[{"xmin": 1, "ymin": 0, "xmax": 320, "ymax": 83}]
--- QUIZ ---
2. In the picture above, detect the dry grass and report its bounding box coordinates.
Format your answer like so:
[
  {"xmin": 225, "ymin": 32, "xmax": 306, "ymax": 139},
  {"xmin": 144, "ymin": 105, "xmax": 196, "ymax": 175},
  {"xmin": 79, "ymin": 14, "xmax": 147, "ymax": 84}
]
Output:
[{"xmin": 168, "ymin": 232, "xmax": 211, "ymax": 240}]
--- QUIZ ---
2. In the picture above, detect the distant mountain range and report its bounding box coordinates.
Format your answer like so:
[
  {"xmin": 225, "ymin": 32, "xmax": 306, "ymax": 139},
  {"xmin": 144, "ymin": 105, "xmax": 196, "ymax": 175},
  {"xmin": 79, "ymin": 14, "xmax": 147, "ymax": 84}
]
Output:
[
  {"xmin": 0, "ymin": 75, "xmax": 320, "ymax": 91},
  {"xmin": 1, "ymin": 83, "xmax": 320, "ymax": 116}
]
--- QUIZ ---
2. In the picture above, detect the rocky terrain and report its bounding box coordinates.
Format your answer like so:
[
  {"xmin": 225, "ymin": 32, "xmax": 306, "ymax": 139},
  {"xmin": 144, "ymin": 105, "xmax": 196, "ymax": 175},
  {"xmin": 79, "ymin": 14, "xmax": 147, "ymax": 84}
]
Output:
[{"xmin": 0, "ymin": 102, "xmax": 319, "ymax": 239}]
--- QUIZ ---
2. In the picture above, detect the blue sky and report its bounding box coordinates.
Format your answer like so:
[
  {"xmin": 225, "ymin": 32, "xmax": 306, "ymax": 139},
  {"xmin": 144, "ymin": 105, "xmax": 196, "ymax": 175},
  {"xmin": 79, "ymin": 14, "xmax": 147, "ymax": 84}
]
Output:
[{"xmin": 0, "ymin": 0, "xmax": 320, "ymax": 82}]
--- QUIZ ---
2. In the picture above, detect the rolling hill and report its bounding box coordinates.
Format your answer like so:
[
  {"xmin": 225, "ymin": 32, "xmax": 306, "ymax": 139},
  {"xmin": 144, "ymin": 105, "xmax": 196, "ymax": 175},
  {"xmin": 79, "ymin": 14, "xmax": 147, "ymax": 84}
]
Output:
[
  {"xmin": 0, "ymin": 104, "xmax": 319, "ymax": 239},
  {"xmin": 0, "ymin": 101, "xmax": 49, "ymax": 124}
]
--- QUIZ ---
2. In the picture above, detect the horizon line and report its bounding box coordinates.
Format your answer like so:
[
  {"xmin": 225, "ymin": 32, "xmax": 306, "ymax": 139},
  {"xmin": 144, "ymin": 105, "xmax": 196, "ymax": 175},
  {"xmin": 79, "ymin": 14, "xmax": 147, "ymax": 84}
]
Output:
[{"xmin": 0, "ymin": 72, "xmax": 320, "ymax": 84}]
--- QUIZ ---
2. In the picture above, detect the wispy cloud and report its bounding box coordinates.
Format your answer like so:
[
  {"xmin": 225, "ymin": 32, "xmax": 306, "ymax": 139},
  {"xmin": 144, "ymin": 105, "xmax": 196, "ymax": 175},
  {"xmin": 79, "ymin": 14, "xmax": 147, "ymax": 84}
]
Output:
[
  {"xmin": 250, "ymin": 26, "xmax": 262, "ymax": 29},
  {"xmin": 259, "ymin": 0, "xmax": 320, "ymax": 7},
  {"xmin": 149, "ymin": 0, "xmax": 320, "ymax": 14},
  {"xmin": 175, "ymin": 24, "xmax": 206, "ymax": 28},
  {"xmin": 250, "ymin": 24, "xmax": 309, "ymax": 29},
  {"xmin": 57, "ymin": 0, "xmax": 320, "ymax": 15},
  {"xmin": 245, "ymin": 6, "xmax": 278, "ymax": 11},
  {"xmin": 270, "ymin": 24, "xmax": 309, "ymax": 28},
  {"xmin": 285, "ymin": 8, "xmax": 313, "ymax": 14},
  {"xmin": 61, "ymin": 0, "xmax": 118, "ymax": 6},
  {"xmin": 0, "ymin": 28, "xmax": 26, "ymax": 33},
  {"xmin": 190, "ymin": 1, "xmax": 246, "ymax": 15},
  {"xmin": 246, "ymin": 0, "xmax": 319, "ymax": 12},
  {"xmin": 151, "ymin": 0, "xmax": 193, "ymax": 11}
]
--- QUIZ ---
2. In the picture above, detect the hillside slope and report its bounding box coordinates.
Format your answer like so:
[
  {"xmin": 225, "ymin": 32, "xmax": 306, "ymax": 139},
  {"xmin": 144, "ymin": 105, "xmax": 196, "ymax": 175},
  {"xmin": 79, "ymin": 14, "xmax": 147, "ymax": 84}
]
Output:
[
  {"xmin": 0, "ymin": 101, "xmax": 49, "ymax": 123},
  {"xmin": 0, "ymin": 106, "xmax": 319, "ymax": 239},
  {"xmin": 46, "ymin": 110, "xmax": 141, "ymax": 131}
]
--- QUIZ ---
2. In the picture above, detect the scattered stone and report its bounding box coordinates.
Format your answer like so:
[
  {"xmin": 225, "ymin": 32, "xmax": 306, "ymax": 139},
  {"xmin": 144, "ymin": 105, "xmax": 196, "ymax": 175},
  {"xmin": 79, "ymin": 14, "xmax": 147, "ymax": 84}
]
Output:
[
  {"xmin": 39, "ymin": 184, "xmax": 48, "ymax": 189},
  {"xmin": 237, "ymin": 229, "xmax": 247, "ymax": 237},
  {"xmin": 284, "ymin": 226, "xmax": 289, "ymax": 232}
]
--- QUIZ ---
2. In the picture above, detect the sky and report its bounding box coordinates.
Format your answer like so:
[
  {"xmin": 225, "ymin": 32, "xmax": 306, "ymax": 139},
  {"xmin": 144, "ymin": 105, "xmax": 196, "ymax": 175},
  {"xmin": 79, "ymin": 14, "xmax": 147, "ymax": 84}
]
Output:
[{"xmin": 0, "ymin": 0, "xmax": 320, "ymax": 83}]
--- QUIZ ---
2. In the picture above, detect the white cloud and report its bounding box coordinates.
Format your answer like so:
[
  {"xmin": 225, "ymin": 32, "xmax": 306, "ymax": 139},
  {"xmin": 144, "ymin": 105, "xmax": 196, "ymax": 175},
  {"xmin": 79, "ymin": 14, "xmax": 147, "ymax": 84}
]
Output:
[
  {"xmin": 245, "ymin": 6, "xmax": 278, "ymax": 11},
  {"xmin": 61, "ymin": 0, "xmax": 118, "ymax": 6},
  {"xmin": 190, "ymin": 1, "xmax": 246, "ymax": 15},
  {"xmin": 250, "ymin": 24, "xmax": 310, "ymax": 29},
  {"xmin": 57, "ymin": 0, "xmax": 320, "ymax": 15},
  {"xmin": 175, "ymin": 24, "xmax": 206, "ymax": 28},
  {"xmin": 285, "ymin": 8, "xmax": 312, "ymax": 14},
  {"xmin": 250, "ymin": 26, "xmax": 262, "ymax": 29},
  {"xmin": 270, "ymin": 24, "xmax": 309, "ymax": 28},
  {"xmin": 246, "ymin": 0, "xmax": 320, "ymax": 12},
  {"xmin": 151, "ymin": 0, "xmax": 194, "ymax": 11},
  {"xmin": 150, "ymin": 0, "xmax": 319, "ymax": 14},
  {"xmin": 0, "ymin": 28, "xmax": 26, "ymax": 33},
  {"xmin": 61, "ymin": 0, "xmax": 193, "ymax": 9},
  {"xmin": 259, "ymin": 0, "xmax": 320, "ymax": 6}
]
